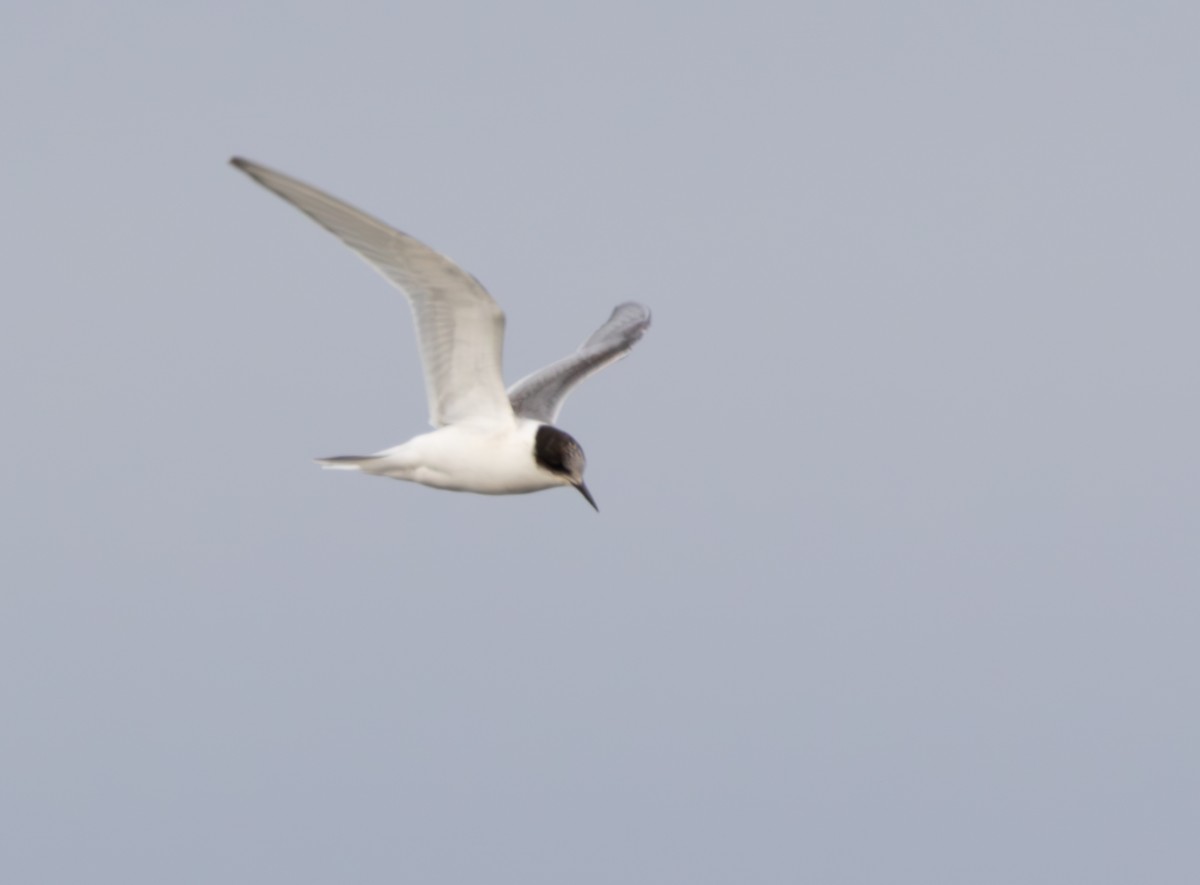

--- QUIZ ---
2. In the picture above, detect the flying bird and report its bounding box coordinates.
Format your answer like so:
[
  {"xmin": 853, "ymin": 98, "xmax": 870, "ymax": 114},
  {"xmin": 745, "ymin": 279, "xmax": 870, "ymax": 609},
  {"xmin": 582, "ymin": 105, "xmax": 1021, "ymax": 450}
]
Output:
[{"xmin": 231, "ymin": 157, "xmax": 650, "ymax": 511}]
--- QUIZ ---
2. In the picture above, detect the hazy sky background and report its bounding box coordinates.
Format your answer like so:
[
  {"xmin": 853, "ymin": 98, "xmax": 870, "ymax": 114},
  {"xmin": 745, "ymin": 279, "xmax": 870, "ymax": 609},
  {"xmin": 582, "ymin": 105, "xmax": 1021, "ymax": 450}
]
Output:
[{"xmin": 2, "ymin": 2, "xmax": 1197, "ymax": 883}]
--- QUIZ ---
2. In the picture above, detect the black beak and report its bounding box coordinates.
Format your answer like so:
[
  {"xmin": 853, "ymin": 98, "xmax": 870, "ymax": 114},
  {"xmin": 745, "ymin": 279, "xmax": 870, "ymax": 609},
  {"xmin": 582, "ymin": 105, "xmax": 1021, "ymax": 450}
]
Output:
[{"xmin": 574, "ymin": 481, "xmax": 599, "ymax": 512}]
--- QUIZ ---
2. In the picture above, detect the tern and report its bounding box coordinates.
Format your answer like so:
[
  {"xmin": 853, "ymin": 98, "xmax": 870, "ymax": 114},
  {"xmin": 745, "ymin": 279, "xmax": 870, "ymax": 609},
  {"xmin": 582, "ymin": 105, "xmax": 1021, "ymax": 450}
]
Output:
[{"xmin": 231, "ymin": 157, "xmax": 650, "ymax": 511}]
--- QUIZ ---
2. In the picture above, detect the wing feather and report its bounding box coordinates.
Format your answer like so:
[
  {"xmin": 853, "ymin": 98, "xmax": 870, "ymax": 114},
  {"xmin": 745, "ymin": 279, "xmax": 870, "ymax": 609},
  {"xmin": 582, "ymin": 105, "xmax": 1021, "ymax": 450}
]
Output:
[
  {"xmin": 507, "ymin": 302, "xmax": 651, "ymax": 423},
  {"xmin": 231, "ymin": 157, "xmax": 512, "ymax": 428}
]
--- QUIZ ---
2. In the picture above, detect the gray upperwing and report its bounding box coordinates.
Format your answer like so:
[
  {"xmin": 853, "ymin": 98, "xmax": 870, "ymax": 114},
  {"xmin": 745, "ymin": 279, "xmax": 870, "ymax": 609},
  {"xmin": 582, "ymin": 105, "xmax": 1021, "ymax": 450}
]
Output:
[
  {"xmin": 231, "ymin": 157, "xmax": 511, "ymax": 428},
  {"xmin": 507, "ymin": 302, "xmax": 651, "ymax": 423}
]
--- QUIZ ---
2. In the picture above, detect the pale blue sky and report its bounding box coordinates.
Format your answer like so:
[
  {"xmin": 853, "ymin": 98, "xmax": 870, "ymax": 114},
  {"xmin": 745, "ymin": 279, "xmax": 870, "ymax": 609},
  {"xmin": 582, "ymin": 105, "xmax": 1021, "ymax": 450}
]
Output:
[{"xmin": 2, "ymin": 2, "xmax": 1197, "ymax": 883}]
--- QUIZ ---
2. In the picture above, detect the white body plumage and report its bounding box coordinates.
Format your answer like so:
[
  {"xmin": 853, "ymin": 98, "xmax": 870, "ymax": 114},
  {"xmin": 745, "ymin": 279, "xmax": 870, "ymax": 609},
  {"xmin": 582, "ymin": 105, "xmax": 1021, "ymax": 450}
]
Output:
[{"xmin": 321, "ymin": 419, "xmax": 560, "ymax": 495}]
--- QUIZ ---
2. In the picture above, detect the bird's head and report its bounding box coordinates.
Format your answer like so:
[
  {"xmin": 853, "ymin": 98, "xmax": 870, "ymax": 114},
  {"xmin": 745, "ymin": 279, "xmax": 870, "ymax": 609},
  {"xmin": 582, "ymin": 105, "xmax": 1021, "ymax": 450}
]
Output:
[{"xmin": 534, "ymin": 424, "xmax": 598, "ymax": 511}]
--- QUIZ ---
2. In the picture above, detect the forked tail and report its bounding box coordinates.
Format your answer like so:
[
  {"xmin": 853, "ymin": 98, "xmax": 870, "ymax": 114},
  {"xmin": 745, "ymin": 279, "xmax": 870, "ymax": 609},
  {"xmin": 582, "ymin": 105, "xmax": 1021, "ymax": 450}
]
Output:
[{"xmin": 315, "ymin": 455, "xmax": 384, "ymax": 471}]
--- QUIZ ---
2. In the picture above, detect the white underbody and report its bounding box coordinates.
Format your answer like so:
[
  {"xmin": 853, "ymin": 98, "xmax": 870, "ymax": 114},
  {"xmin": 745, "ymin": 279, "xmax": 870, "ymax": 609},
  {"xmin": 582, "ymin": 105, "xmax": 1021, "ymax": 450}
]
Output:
[{"xmin": 328, "ymin": 418, "xmax": 567, "ymax": 495}]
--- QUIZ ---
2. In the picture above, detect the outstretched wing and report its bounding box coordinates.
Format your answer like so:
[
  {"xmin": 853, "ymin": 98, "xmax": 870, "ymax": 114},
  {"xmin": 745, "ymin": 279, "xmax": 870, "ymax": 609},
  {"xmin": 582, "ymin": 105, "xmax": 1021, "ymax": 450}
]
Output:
[
  {"xmin": 231, "ymin": 157, "xmax": 513, "ymax": 428},
  {"xmin": 507, "ymin": 302, "xmax": 651, "ymax": 424}
]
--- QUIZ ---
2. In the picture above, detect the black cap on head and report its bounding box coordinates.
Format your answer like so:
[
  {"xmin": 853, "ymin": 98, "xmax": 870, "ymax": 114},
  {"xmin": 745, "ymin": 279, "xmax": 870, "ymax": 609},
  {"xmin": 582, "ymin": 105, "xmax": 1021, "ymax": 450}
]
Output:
[{"xmin": 534, "ymin": 425, "xmax": 597, "ymax": 511}]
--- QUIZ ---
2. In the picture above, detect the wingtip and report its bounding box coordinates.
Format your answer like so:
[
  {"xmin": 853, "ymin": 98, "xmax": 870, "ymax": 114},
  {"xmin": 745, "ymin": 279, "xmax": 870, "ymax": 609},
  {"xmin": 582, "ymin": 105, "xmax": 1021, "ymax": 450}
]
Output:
[
  {"xmin": 230, "ymin": 156, "xmax": 264, "ymax": 179},
  {"xmin": 612, "ymin": 301, "xmax": 652, "ymax": 329},
  {"xmin": 230, "ymin": 156, "xmax": 271, "ymax": 185}
]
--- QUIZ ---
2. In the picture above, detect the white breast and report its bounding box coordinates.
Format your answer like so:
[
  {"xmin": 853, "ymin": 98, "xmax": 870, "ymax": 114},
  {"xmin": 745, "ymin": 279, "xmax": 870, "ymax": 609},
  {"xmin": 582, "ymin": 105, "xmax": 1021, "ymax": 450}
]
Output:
[{"xmin": 358, "ymin": 419, "xmax": 564, "ymax": 495}]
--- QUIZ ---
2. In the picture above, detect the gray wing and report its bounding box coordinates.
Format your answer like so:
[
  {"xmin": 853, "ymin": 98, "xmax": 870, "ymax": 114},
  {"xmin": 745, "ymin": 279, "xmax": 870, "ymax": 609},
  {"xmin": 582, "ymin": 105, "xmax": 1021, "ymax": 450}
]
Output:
[
  {"xmin": 231, "ymin": 157, "xmax": 512, "ymax": 428},
  {"xmin": 507, "ymin": 302, "xmax": 651, "ymax": 423}
]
